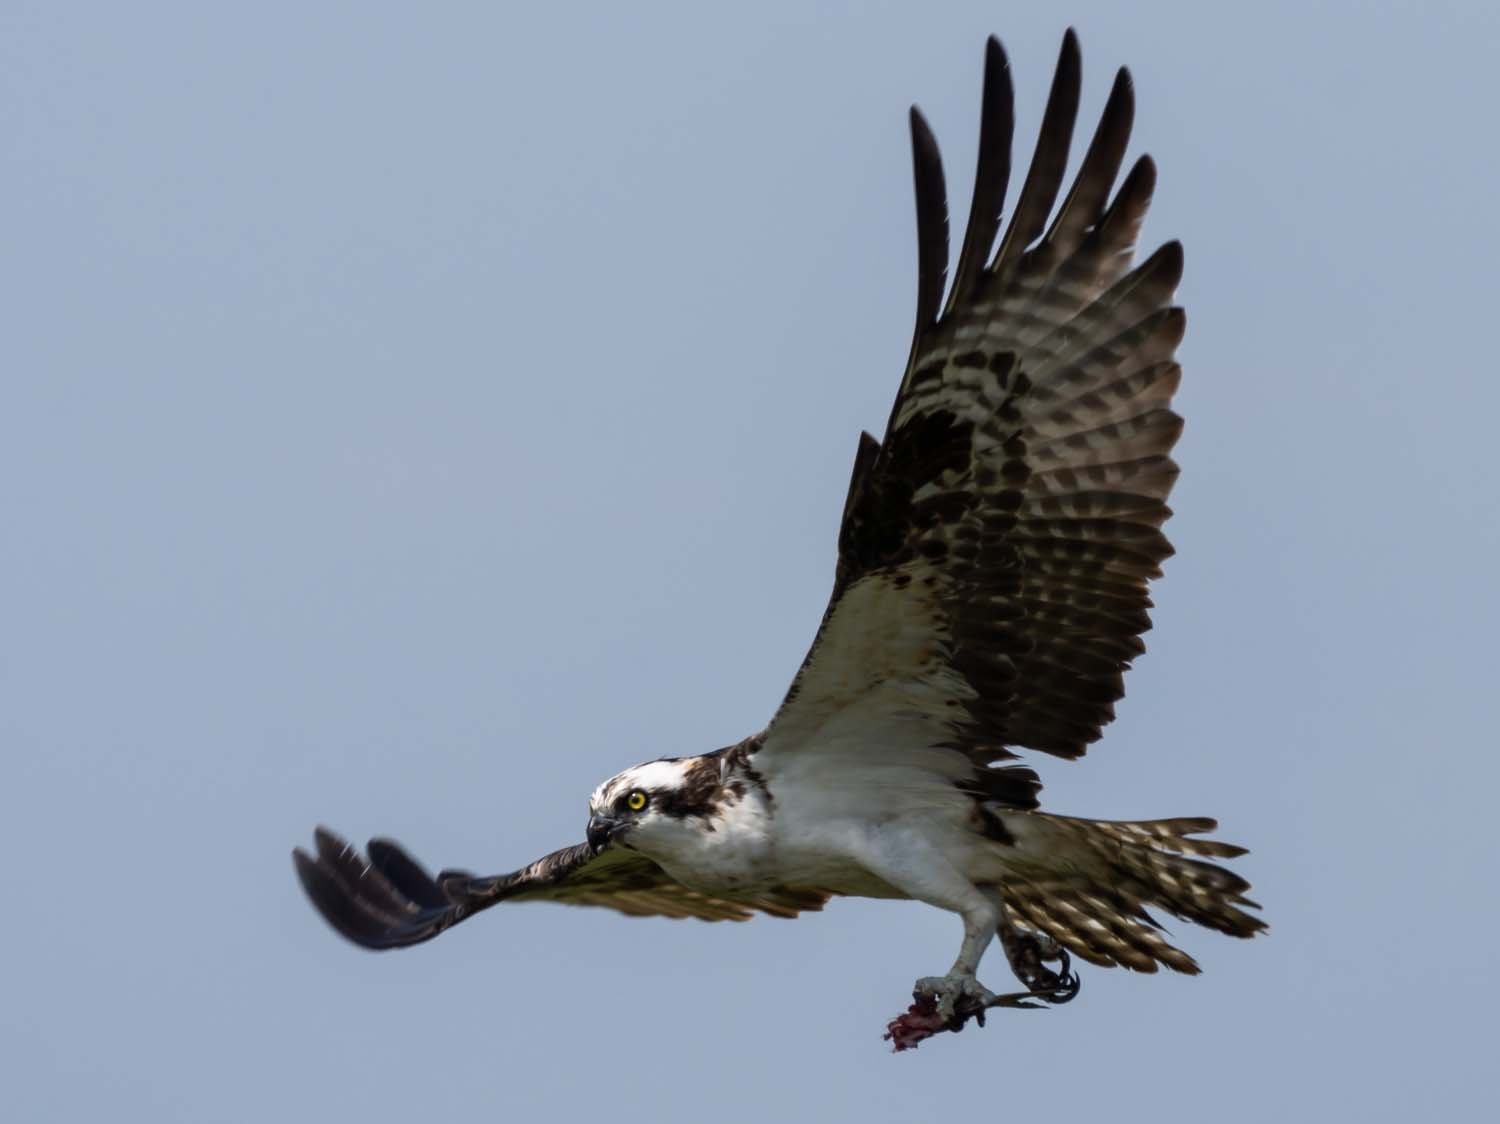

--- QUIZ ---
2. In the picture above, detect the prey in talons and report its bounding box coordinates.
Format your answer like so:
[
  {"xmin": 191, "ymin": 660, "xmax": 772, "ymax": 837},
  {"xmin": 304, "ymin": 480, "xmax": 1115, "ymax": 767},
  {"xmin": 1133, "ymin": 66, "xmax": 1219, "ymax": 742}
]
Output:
[{"xmin": 885, "ymin": 929, "xmax": 1081, "ymax": 1052}]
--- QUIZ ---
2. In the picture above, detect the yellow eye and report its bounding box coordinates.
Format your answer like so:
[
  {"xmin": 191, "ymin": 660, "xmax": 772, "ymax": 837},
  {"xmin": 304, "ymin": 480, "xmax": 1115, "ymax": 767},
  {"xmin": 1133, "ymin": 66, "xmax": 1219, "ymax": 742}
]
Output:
[{"xmin": 626, "ymin": 790, "xmax": 648, "ymax": 812}]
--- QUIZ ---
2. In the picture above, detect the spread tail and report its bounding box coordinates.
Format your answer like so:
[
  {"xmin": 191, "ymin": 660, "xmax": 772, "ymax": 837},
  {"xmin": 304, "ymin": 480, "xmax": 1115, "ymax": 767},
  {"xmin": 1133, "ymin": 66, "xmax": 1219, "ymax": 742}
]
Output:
[{"xmin": 1000, "ymin": 813, "xmax": 1265, "ymax": 974}]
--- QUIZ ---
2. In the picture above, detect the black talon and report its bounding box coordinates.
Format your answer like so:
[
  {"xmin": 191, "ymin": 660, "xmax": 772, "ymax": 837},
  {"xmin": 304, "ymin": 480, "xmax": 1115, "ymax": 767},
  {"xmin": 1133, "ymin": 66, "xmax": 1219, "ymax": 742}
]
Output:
[
  {"xmin": 1039, "ymin": 948, "xmax": 1081, "ymax": 1004},
  {"xmin": 998, "ymin": 925, "xmax": 1083, "ymax": 1004}
]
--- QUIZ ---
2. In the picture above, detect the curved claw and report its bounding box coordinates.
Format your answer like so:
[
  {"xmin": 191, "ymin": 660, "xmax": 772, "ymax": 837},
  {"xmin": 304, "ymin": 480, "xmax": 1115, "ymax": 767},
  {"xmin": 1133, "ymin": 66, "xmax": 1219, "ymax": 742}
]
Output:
[
  {"xmin": 885, "ymin": 977, "xmax": 1068, "ymax": 1052},
  {"xmin": 1039, "ymin": 949, "xmax": 1082, "ymax": 1004},
  {"xmin": 999, "ymin": 925, "xmax": 1083, "ymax": 1003}
]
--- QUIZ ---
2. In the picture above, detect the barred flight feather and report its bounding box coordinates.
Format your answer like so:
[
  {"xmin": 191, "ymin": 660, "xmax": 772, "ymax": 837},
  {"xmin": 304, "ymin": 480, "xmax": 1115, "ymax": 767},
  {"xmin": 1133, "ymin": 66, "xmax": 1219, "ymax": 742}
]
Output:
[{"xmin": 760, "ymin": 28, "xmax": 1189, "ymax": 791}]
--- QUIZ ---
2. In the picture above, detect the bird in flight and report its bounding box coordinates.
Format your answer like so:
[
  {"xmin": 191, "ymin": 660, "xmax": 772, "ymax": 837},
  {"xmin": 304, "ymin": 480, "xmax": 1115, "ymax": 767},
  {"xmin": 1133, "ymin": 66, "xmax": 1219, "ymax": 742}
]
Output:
[{"xmin": 294, "ymin": 29, "xmax": 1263, "ymax": 1051}]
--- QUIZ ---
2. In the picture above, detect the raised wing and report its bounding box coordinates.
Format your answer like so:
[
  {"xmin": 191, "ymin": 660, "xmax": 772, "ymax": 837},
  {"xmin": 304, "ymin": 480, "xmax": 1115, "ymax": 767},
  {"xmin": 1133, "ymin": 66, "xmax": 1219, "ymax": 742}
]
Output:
[
  {"xmin": 759, "ymin": 31, "xmax": 1182, "ymax": 806},
  {"xmin": 293, "ymin": 828, "xmax": 829, "ymax": 949}
]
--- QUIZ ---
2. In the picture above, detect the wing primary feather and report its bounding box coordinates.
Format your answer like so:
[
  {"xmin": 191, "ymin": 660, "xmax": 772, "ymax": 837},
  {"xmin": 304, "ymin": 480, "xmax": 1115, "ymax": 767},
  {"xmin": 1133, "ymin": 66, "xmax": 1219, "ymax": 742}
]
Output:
[
  {"xmin": 312, "ymin": 826, "xmax": 411, "ymax": 923},
  {"xmin": 366, "ymin": 837, "xmax": 451, "ymax": 910},
  {"xmin": 293, "ymin": 848, "xmax": 385, "ymax": 947},
  {"xmin": 293, "ymin": 845, "xmax": 439, "ymax": 950},
  {"xmin": 1087, "ymin": 154, "xmax": 1158, "ymax": 271},
  {"xmin": 990, "ymin": 28, "xmax": 1082, "ymax": 276},
  {"xmin": 841, "ymin": 432, "xmax": 883, "ymax": 528},
  {"xmin": 1039, "ymin": 65, "xmax": 1135, "ymax": 266},
  {"xmin": 907, "ymin": 106, "xmax": 950, "ymax": 344},
  {"xmin": 946, "ymin": 36, "xmax": 1015, "ymax": 313}
]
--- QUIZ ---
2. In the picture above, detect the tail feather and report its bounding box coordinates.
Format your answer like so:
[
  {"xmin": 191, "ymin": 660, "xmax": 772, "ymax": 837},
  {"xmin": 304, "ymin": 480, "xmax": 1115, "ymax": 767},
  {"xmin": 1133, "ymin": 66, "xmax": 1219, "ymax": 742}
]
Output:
[
  {"xmin": 1000, "ymin": 811, "xmax": 1265, "ymax": 974},
  {"xmin": 1082, "ymin": 815, "xmax": 1249, "ymax": 859},
  {"xmin": 1009, "ymin": 882, "xmax": 1198, "ymax": 973}
]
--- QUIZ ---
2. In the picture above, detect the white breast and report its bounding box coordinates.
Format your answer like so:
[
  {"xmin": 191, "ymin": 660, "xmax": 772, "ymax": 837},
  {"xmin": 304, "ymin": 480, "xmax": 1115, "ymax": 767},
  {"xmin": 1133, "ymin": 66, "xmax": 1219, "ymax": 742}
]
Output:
[{"xmin": 646, "ymin": 785, "xmax": 779, "ymax": 895}]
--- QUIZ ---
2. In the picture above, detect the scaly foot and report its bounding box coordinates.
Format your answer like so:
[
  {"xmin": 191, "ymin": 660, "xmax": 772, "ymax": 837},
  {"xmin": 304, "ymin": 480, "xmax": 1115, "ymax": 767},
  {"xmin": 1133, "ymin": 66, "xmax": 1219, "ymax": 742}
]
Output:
[
  {"xmin": 912, "ymin": 972, "xmax": 996, "ymax": 1023},
  {"xmin": 885, "ymin": 977, "xmax": 1064, "ymax": 1051}
]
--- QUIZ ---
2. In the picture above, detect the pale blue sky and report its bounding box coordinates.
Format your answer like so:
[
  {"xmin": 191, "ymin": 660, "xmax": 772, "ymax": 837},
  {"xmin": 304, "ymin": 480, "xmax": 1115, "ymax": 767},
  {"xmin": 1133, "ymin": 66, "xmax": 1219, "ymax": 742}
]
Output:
[{"xmin": 5, "ymin": 2, "xmax": 1497, "ymax": 1120}]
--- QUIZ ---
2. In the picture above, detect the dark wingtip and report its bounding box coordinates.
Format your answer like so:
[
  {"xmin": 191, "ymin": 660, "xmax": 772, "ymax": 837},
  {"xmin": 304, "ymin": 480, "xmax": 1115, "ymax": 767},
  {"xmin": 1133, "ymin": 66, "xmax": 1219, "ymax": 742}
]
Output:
[
  {"xmin": 292, "ymin": 827, "xmax": 458, "ymax": 951},
  {"xmin": 907, "ymin": 105, "xmax": 950, "ymax": 339},
  {"xmin": 1161, "ymin": 237, "xmax": 1184, "ymax": 272},
  {"xmin": 1133, "ymin": 152, "xmax": 1158, "ymax": 190},
  {"xmin": 984, "ymin": 34, "xmax": 1009, "ymax": 75},
  {"xmin": 293, "ymin": 837, "xmax": 389, "ymax": 950},
  {"xmin": 1056, "ymin": 28, "xmax": 1082, "ymax": 86},
  {"xmin": 990, "ymin": 24, "xmax": 1084, "ymax": 274},
  {"xmin": 908, "ymin": 105, "xmax": 938, "ymax": 152},
  {"xmin": 369, "ymin": 837, "xmax": 452, "ymax": 910},
  {"xmin": 946, "ymin": 31, "xmax": 1015, "ymax": 312},
  {"xmin": 291, "ymin": 846, "xmax": 315, "ymax": 885},
  {"xmin": 312, "ymin": 825, "xmax": 349, "ymax": 860}
]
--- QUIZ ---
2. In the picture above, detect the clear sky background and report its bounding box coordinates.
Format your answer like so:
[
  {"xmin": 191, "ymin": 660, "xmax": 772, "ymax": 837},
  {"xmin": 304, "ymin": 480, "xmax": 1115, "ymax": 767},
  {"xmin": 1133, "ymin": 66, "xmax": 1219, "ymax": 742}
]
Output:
[{"xmin": 6, "ymin": 2, "xmax": 1497, "ymax": 1120}]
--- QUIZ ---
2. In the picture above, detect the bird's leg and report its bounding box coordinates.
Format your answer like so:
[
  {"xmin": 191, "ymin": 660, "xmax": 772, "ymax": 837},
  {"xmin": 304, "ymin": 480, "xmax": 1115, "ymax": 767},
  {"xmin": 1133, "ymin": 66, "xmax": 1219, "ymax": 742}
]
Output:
[
  {"xmin": 857, "ymin": 835, "xmax": 1050, "ymax": 1048},
  {"xmin": 847, "ymin": 828, "xmax": 1006, "ymax": 1020},
  {"xmin": 886, "ymin": 888, "xmax": 1085, "ymax": 1050},
  {"xmin": 886, "ymin": 902, "xmax": 999, "ymax": 1051},
  {"xmin": 912, "ymin": 899, "xmax": 1001, "ymax": 1021}
]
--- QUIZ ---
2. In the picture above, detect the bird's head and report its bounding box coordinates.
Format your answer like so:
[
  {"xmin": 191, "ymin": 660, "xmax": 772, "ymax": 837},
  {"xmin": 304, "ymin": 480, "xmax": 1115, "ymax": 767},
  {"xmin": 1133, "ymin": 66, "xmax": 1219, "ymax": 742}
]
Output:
[{"xmin": 586, "ymin": 756, "xmax": 722, "ymax": 855}]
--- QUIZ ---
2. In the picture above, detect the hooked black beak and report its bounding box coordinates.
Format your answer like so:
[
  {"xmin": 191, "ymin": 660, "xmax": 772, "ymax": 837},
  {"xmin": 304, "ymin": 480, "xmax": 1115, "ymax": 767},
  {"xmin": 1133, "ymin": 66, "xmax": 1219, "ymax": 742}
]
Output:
[{"xmin": 587, "ymin": 814, "xmax": 619, "ymax": 854}]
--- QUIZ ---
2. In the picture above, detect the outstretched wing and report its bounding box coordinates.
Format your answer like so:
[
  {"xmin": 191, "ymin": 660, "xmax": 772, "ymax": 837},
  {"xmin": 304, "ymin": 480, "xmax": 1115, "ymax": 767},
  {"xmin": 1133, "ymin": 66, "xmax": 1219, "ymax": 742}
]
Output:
[
  {"xmin": 758, "ymin": 31, "xmax": 1182, "ymax": 807},
  {"xmin": 293, "ymin": 828, "xmax": 829, "ymax": 949}
]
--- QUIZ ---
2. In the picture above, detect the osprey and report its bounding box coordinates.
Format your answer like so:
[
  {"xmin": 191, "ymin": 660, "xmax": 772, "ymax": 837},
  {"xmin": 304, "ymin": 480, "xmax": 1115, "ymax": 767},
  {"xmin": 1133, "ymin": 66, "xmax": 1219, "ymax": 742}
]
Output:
[{"xmin": 295, "ymin": 30, "xmax": 1263, "ymax": 1049}]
